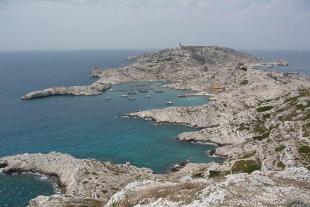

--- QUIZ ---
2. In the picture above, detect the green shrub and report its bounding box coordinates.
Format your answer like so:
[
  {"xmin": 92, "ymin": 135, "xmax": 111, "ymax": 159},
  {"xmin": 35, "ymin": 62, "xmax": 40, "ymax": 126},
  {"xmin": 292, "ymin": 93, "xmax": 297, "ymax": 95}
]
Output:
[
  {"xmin": 302, "ymin": 122, "xmax": 310, "ymax": 137},
  {"xmin": 240, "ymin": 80, "xmax": 249, "ymax": 85},
  {"xmin": 238, "ymin": 123, "xmax": 250, "ymax": 131},
  {"xmin": 253, "ymin": 125, "xmax": 267, "ymax": 134},
  {"xmin": 232, "ymin": 160, "xmax": 261, "ymax": 174},
  {"xmin": 277, "ymin": 161, "xmax": 285, "ymax": 169},
  {"xmin": 298, "ymin": 145, "xmax": 310, "ymax": 154},
  {"xmin": 208, "ymin": 170, "xmax": 230, "ymax": 178},
  {"xmin": 256, "ymin": 106, "xmax": 274, "ymax": 112},
  {"xmin": 253, "ymin": 131, "xmax": 270, "ymax": 141},
  {"xmin": 275, "ymin": 145, "xmax": 286, "ymax": 152}
]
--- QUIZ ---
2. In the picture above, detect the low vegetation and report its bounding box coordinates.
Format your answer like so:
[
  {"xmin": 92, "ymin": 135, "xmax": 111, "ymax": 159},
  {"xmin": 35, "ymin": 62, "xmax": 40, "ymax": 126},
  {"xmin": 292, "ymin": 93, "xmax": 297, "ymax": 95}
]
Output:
[
  {"xmin": 232, "ymin": 160, "xmax": 261, "ymax": 174},
  {"xmin": 256, "ymin": 105, "xmax": 274, "ymax": 112},
  {"xmin": 208, "ymin": 170, "xmax": 230, "ymax": 179},
  {"xmin": 240, "ymin": 79, "xmax": 249, "ymax": 85},
  {"xmin": 302, "ymin": 122, "xmax": 310, "ymax": 137},
  {"xmin": 277, "ymin": 161, "xmax": 285, "ymax": 169},
  {"xmin": 298, "ymin": 145, "xmax": 310, "ymax": 154},
  {"xmin": 275, "ymin": 145, "xmax": 286, "ymax": 152},
  {"xmin": 298, "ymin": 145, "xmax": 310, "ymax": 169},
  {"xmin": 253, "ymin": 131, "xmax": 270, "ymax": 141},
  {"xmin": 237, "ymin": 123, "xmax": 251, "ymax": 131},
  {"xmin": 113, "ymin": 182, "xmax": 204, "ymax": 207}
]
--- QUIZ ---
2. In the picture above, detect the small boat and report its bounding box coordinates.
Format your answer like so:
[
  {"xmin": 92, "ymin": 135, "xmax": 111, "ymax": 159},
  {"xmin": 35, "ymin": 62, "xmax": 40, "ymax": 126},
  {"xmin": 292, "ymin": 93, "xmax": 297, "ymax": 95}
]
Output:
[
  {"xmin": 145, "ymin": 94, "xmax": 151, "ymax": 98},
  {"xmin": 178, "ymin": 94, "xmax": 187, "ymax": 98},
  {"xmin": 138, "ymin": 89, "xmax": 148, "ymax": 93},
  {"xmin": 128, "ymin": 91, "xmax": 137, "ymax": 95},
  {"xmin": 154, "ymin": 90, "xmax": 164, "ymax": 93},
  {"xmin": 115, "ymin": 89, "xmax": 128, "ymax": 92},
  {"xmin": 128, "ymin": 97, "xmax": 136, "ymax": 101},
  {"xmin": 121, "ymin": 94, "xmax": 128, "ymax": 97},
  {"xmin": 165, "ymin": 101, "xmax": 173, "ymax": 105},
  {"xmin": 105, "ymin": 96, "xmax": 111, "ymax": 100}
]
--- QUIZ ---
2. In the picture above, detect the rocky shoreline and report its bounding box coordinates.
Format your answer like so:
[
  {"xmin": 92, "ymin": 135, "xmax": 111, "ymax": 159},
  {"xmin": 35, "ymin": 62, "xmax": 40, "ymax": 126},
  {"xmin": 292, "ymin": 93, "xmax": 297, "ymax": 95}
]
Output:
[
  {"xmin": 21, "ymin": 80, "xmax": 111, "ymax": 100},
  {"xmin": 0, "ymin": 152, "xmax": 309, "ymax": 207},
  {"xmin": 4, "ymin": 45, "xmax": 310, "ymax": 206}
]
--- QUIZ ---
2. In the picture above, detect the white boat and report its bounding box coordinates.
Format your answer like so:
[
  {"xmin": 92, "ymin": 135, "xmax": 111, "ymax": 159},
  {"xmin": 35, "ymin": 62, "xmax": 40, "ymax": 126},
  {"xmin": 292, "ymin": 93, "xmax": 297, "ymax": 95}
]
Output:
[
  {"xmin": 145, "ymin": 94, "xmax": 151, "ymax": 98},
  {"xmin": 106, "ymin": 96, "xmax": 111, "ymax": 100},
  {"xmin": 165, "ymin": 101, "xmax": 173, "ymax": 105},
  {"xmin": 121, "ymin": 94, "xmax": 128, "ymax": 97}
]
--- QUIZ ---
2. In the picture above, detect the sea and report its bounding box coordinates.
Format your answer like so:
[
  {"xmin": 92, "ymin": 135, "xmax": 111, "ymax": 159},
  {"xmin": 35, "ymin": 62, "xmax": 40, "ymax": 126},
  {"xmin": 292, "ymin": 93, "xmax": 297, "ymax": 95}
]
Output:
[{"xmin": 0, "ymin": 49, "xmax": 309, "ymax": 206}]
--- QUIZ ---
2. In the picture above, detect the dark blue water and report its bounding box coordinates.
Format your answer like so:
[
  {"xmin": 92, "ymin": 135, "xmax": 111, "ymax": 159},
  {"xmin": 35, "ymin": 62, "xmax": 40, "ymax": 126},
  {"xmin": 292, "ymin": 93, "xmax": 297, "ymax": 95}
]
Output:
[
  {"xmin": 0, "ymin": 50, "xmax": 220, "ymax": 206},
  {"xmin": 244, "ymin": 50, "xmax": 310, "ymax": 75}
]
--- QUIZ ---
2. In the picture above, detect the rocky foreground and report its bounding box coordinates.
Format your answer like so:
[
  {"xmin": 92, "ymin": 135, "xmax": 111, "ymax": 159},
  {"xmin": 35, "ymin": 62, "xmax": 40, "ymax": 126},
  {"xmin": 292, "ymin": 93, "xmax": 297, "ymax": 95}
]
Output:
[
  {"xmin": 0, "ymin": 152, "xmax": 309, "ymax": 207},
  {"xmin": 7, "ymin": 45, "xmax": 310, "ymax": 206}
]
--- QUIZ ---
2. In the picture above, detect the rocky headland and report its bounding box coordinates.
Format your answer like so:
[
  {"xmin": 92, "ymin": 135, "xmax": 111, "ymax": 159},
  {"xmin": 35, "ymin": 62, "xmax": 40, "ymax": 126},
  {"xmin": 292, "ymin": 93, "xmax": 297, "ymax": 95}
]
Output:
[
  {"xmin": 21, "ymin": 80, "xmax": 111, "ymax": 100},
  {"xmin": 6, "ymin": 45, "xmax": 310, "ymax": 206}
]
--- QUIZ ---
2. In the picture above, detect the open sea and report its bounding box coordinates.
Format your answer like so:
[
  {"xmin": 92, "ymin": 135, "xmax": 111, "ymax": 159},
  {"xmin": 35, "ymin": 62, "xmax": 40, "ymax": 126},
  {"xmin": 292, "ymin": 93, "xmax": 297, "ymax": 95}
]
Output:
[{"xmin": 0, "ymin": 49, "xmax": 309, "ymax": 206}]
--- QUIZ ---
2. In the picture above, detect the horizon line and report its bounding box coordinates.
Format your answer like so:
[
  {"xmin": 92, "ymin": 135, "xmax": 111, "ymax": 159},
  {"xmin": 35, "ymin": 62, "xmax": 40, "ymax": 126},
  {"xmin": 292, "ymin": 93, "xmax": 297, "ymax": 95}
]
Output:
[{"xmin": 0, "ymin": 47, "xmax": 310, "ymax": 53}]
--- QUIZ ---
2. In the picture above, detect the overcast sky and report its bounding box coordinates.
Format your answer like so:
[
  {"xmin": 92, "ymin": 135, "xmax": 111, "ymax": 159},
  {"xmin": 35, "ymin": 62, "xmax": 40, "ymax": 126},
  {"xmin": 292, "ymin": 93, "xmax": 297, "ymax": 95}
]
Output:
[{"xmin": 0, "ymin": 0, "xmax": 309, "ymax": 51}]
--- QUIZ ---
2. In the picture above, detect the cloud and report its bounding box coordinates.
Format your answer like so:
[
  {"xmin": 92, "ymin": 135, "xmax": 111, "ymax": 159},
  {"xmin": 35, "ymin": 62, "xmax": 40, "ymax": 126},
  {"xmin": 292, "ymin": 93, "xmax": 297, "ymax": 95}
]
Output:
[{"xmin": 0, "ymin": 0, "xmax": 309, "ymax": 50}]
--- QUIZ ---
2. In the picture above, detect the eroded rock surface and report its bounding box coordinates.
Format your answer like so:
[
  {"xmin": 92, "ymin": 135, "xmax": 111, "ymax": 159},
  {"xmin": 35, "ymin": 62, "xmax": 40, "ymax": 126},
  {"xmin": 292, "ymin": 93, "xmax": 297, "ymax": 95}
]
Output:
[
  {"xmin": 1, "ymin": 153, "xmax": 309, "ymax": 207},
  {"xmin": 106, "ymin": 167, "xmax": 310, "ymax": 207},
  {"xmin": 0, "ymin": 152, "xmax": 152, "ymax": 205}
]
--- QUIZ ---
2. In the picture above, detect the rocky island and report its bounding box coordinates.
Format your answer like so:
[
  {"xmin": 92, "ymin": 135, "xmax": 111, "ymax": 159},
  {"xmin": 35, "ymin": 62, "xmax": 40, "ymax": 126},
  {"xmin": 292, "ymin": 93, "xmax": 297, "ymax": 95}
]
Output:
[{"xmin": 3, "ymin": 45, "xmax": 309, "ymax": 206}]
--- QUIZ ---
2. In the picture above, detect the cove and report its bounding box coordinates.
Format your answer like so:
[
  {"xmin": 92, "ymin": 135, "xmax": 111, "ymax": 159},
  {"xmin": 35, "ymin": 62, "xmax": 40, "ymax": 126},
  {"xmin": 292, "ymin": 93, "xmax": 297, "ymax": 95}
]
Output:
[
  {"xmin": 0, "ymin": 50, "xmax": 222, "ymax": 206},
  {"xmin": 1, "ymin": 81, "xmax": 221, "ymax": 172},
  {"xmin": 0, "ymin": 173, "xmax": 55, "ymax": 207}
]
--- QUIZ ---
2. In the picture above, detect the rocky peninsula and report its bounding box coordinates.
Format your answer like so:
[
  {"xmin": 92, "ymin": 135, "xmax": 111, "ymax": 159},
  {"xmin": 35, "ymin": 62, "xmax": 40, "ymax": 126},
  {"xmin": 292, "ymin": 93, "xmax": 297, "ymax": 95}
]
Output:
[
  {"xmin": 21, "ymin": 80, "xmax": 111, "ymax": 100},
  {"xmin": 5, "ymin": 45, "xmax": 310, "ymax": 206}
]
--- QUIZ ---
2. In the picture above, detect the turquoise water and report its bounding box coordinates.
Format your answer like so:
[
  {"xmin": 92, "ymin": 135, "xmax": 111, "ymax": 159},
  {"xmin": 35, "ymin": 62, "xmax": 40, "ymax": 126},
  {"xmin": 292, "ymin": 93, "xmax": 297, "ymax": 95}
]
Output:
[
  {"xmin": 0, "ymin": 50, "xmax": 221, "ymax": 206},
  {"xmin": 2, "ymin": 50, "xmax": 307, "ymax": 206}
]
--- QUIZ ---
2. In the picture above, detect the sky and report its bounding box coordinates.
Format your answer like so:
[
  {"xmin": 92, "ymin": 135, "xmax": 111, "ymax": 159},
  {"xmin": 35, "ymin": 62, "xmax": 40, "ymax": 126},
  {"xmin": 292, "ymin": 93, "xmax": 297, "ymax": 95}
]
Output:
[{"xmin": 0, "ymin": 0, "xmax": 309, "ymax": 51}]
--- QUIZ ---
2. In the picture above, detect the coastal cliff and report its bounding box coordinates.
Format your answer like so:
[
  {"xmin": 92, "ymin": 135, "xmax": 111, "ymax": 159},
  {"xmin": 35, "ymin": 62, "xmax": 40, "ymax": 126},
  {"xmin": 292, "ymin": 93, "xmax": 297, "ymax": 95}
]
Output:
[
  {"xmin": 9, "ymin": 45, "xmax": 310, "ymax": 206},
  {"xmin": 0, "ymin": 152, "xmax": 152, "ymax": 205},
  {"xmin": 0, "ymin": 153, "xmax": 309, "ymax": 207}
]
